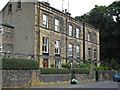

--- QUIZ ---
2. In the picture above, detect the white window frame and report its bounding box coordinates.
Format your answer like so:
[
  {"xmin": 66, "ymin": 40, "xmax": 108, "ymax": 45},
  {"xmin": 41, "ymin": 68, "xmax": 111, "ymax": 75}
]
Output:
[
  {"xmin": 69, "ymin": 25, "xmax": 72, "ymax": 36},
  {"xmin": 55, "ymin": 40, "xmax": 60, "ymax": 54},
  {"xmin": 43, "ymin": 14, "xmax": 48, "ymax": 28},
  {"xmin": 76, "ymin": 46, "xmax": 80, "ymax": 58},
  {"xmin": 42, "ymin": 37, "xmax": 48, "ymax": 53},
  {"xmin": 55, "ymin": 19, "xmax": 60, "ymax": 32},
  {"xmin": 69, "ymin": 44, "xmax": 73, "ymax": 57},
  {"xmin": 76, "ymin": 28, "xmax": 80, "ymax": 39},
  {"xmin": 88, "ymin": 32, "xmax": 91, "ymax": 41},
  {"xmin": 0, "ymin": 45, "xmax": 3, "ymax": 52},
  {"xmin": 0, "ymin": 28, "xmax": 3, "ymax": 35},
  {"xmin": 55, "ymin": 60, "xmax": 60, "ymax": 68}
]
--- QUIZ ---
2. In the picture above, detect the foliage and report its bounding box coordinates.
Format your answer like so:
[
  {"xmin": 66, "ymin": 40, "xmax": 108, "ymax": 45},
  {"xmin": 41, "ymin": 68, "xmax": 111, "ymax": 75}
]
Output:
[
  {"xmin": 85, "ymin": 60, "xmax": 89, "ymax": 68},
  {"xmin": 51, "ymin": 64, "xmax": 55, "ymax": 68},
  {"xmin": 94, "ymin": 66, "xmax": 108, "ymax": 71},
  {"xmin": 104, "ymin": 67, "xmax": 108, "ymax": 70},
  {"xmin": 40, "ymin": 68, "xmax": 70, "ymax": 74},
  {"xmin": 71, "ymin": 68, "xmax": 89, "ymax": 74},
  {"xmin": 94, "ymin": 66, "xmax": 97, "ymax": 71},
  {"xmin": 75, "ymin": 1, "xmax": 120, "ymax": 69},
  {"xmin": 2, "ymin": 57, "xmax": 39, "ymax": 70},
  {"xmin": 61, "ymin": 63, "xmax": 70, "ymax": 69},
  {"xmin": 80, "ymin": 63, "xmax": 87, "ymax": 68}
]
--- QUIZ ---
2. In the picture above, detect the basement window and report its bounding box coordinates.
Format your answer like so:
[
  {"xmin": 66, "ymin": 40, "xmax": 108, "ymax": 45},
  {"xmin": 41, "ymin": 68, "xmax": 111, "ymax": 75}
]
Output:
[{"xmin": 8, "ymin": 4, "xmax": 12, "ymax": 13}]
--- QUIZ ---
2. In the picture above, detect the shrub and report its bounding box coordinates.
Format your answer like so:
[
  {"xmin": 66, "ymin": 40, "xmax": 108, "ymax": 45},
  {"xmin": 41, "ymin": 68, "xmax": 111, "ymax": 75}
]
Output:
[
  {"xmin": 104, "ymin": 67, "xmax": 108, "ymax": 70},
  {"xmin": 94, "ymin": 66, "xmax": 97, "ymax": 71},
  {"xmin": 61, "ymin": 63, "xmax": 70, "ymax": 69},
  {"xmin": 2, "ymin": 57, "xmax": 39, "ymax": 70},
  {"xmin": 85, "ymin": 60, "xmax": 89, "ymax": 68},
  {"xmin": 71, "ymin": 68, "xmax": 89, "ymax": 74},
  {"xmin": 40, "ymin": 68, "xmax": 70, "ymax": 74},
  {"xmin": 51, "ymin": 64, "xmax": 55, "ymax": 68},
  {"xmin": 80, "ymin": 63, "xmax": 87, "ymax": 68},
  {"xmin": 94, "ymin": 66, "xmax": 108, "ymax": 71}
]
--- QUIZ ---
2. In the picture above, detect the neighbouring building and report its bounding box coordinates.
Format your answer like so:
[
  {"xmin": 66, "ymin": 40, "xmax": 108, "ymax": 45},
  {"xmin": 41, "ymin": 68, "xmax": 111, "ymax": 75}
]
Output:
[{"xmin": 1, "ymin": 0, "xmax": 100, "ymax": 68}]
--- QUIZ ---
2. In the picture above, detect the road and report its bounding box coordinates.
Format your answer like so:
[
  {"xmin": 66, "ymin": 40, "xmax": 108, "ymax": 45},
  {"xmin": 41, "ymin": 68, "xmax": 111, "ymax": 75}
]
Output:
[{"xmin": 33, "ymin": 80, "xmax": 120, "ymax": 88}]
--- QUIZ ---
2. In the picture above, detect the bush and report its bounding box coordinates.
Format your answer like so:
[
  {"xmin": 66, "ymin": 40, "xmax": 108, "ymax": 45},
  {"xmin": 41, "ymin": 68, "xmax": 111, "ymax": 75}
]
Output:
[
  {"xmin": 40, "ymin": 68, "xmax": 70, "ymax": 74},
  {"xmin": 94, "ymin": 66, "xmax": 108, "ymax": 71},
  {"xmin": 85, "ymin": 60, "xmax": 89, "ymax": 68},
  {"xmin": 61, "ymin": 63, "xmax": 70, "ymax": 69},
  {"xmin": 71, "ymin": 68, "xmax": 89, "ymax": 74},
  {"xmin": 94, "ymin": 66, "xmax": 97, "ymax": 71},
  {"xmin": 80, "ymin": 63, "xmax": 87, "ymax": 68},
  {"xmin": 51, "ymin": 64, "xmax": 55, "ymax": 68},
  {"xmin": 2, "ymin": 57, "xmax": 39, "ymax": 70}
]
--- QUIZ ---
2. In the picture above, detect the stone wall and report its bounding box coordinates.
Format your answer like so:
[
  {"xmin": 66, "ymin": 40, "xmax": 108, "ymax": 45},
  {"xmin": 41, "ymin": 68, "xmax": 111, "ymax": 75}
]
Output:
[
  {"xmin": 75, "ymin": 71, "xmax": 95, "ymax": 82},
  {"xmin": 97, "ymin": 71, "xmax": 116, "ymax": 81},
  {"xmin": 2, "ymin": 70, "xmax": 116, "ymax": 88},
  {"xmin": 2, "ymin": 70, "xmax": 71, "ymax": 88}
]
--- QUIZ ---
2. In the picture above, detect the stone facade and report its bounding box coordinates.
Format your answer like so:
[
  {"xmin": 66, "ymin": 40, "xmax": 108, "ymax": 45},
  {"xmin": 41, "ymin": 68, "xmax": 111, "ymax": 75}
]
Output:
[
  {"xmin": 0, "ymin": 23, "xmax": 14, "ymax": 53},
  {"xmin": 1, "ymin": 1, "xmax": 100, "ymax": 68}
]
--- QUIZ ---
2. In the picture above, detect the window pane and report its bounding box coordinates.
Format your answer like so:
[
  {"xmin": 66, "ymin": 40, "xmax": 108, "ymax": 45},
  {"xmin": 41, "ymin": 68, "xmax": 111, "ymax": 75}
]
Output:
[
  {"xmin": 42, "ymin": 38, "xmax": 48, "ymax": 53},
  {"xmin": 69, "ymin": 25, "xmax": 72, "ymax": 36},
  {"xmin": 55, "ymin": 40, "xmax": 60, "ymax": 54},
  {"xmin": 76, "ymin": 46, "xmax": 80, "ymax": 57},
  {"xmin": 55, "ymin": 19, "xmax": 60, "ymax": 31},
  {"xmin": 76, "ymin": 28, "xmax": 79, "ymax": 38},
  {"xmin": 69, "ymin": 44, "xmax": 73, "ymax": 56},
  {"xmin": 43, "ymin": 14, "xmax": 48, "ymax": 28},
  {"xmin": 88, "ymin": 32, "xmax": 91, "ymax": 41}
]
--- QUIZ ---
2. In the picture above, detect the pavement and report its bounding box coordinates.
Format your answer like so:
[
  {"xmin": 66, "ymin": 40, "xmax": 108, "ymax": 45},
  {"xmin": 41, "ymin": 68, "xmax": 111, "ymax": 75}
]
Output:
[{"xmin": 32, "ymin": 80, "xmax": 120, "ymax": 88}]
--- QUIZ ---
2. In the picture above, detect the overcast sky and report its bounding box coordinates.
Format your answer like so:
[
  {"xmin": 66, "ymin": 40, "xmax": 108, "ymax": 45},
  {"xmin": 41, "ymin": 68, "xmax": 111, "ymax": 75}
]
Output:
[{"xmin": 0, "ymin": 0, "xmax": 116, "ymax": 17}]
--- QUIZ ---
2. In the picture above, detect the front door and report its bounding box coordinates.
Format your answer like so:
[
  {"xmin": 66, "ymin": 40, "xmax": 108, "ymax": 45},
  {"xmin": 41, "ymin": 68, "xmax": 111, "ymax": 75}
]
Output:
[{"xmin": 43, "ymin": 59, "xmax": 48, "ymax": 68}]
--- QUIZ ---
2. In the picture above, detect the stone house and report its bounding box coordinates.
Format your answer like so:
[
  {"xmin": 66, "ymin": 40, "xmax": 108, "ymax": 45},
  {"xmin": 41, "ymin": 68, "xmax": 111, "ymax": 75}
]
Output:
[{"xmin": 1, "ymin": 1, "xmax": 100, "ymax": 68}]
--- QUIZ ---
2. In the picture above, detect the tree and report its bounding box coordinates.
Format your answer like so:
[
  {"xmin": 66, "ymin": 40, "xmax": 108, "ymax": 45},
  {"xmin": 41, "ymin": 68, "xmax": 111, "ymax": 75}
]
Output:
[{"xmin": 75, "ymin": 1, "xmax": 120, "ymax": 68}]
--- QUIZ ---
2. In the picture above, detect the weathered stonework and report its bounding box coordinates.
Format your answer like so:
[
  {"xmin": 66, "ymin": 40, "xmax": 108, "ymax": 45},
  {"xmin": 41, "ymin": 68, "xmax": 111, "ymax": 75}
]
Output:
[
  {"xmin": 2, "ymin": 1, "xmax": 100, "ymax": 68},
  {"xmin": 2, "ymin": 70, "xmax": 115, "ymax": 88}
]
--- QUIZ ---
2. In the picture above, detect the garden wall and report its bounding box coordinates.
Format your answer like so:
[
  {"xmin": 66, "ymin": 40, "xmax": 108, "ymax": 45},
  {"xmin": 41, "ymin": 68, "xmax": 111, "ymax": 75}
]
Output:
[
  {"xmin": 97, "ymin": 71, "xmax": 116, "ymax": 81},
  {"xmin": 2, "ymin": 70, "xmax": 116, "ymax": 88}
]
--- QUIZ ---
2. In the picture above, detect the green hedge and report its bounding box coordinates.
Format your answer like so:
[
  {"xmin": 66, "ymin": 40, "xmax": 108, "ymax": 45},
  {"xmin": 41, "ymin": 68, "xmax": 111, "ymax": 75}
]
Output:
[
  {"xmin": 40, "ymin": 68, "xmax": 70, "ymax": 74},
  {"xmin": 2, "ymin": 57, "xmax": 39, "ymax": 70},
  {"xmin": 94, "ymin": 66, "xmax": 108, "ymax": 71},
  {"xmin": 71, "ymin": 68, "xmax": 89, "ymax": 74}
]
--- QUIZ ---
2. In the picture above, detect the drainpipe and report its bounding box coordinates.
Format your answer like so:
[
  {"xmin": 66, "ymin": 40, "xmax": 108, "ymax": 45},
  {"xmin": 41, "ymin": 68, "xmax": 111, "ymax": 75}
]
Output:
[
  {"xmin": 83, "ymin": 22, "xmax": 85, "ymax": 63},
  {"xmin": 38, "ymin": 2, "xmax": 41, "ymax": 68},
  {"xmin": 66, "ymin": 16, "xmax": 68, "ymax": 63}
]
